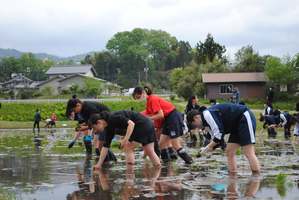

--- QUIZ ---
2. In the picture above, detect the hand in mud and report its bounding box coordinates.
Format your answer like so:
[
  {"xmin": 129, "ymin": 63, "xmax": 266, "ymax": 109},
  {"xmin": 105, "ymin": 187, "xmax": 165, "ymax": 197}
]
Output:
[
  {"xmin": 120, "ymin": 138, "xmax": 129, "ymax": 149},
  {"xmin": 93, "ymin": 164, "xmax": 102, "ymax": 170},
  {"xmin": 269, "ymin": 124, "xmax": 276, "ymax": 128},
  {"xmin": 200, "ymin": 146, "xmax": 212, "ymax": 155},
  {"xmin": 213, "ymin": 139, "xmax": 226, "ymax": 150}
]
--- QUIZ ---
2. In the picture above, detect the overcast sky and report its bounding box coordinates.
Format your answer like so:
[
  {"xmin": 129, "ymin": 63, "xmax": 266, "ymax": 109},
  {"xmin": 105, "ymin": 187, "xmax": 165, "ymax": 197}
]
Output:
[{"xmin": 0, "ymin": 0, "xmax": 298, "ymax": 58}]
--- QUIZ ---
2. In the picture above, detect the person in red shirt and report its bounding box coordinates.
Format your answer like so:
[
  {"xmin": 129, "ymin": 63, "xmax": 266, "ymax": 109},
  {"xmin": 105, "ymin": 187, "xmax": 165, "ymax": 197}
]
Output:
[{"xmin": 133, "ymin": 86, "xmax": 193, "ymax": 164}]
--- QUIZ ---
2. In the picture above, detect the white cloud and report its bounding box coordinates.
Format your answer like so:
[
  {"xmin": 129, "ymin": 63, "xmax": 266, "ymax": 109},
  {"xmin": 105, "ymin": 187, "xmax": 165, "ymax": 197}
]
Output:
[{"xmin": 0, "ymin": 0, "xmax": 298, "ymax": 57}]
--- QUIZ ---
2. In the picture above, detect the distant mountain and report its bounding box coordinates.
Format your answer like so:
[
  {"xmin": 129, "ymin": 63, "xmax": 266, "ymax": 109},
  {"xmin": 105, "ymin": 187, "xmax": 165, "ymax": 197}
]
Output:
[
  {"xmin": 0, "ymin": 48, "xmax": 96, "ymax": 63},
  {"xmin": 65, "ymin": 51, "xmax": 97, "ymax": 63},
  {"xmin": 0, "ymin": 48, "xmax": 23, "ymax": 58}
]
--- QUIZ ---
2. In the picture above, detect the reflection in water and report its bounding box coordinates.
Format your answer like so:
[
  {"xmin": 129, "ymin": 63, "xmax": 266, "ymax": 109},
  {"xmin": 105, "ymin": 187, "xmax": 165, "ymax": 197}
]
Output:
[
  {"xmin": 0, "ymin": 153, "xmax": 50, "ymax": 187},
  {"xmin": 67, "ymin": 155, "xmax": 114, "ymax": 200},
  {"xmin": 67, "ymin": 160, "xmax": 185, "ymax": 200},
  {"xmin": 227, "ymin": 175, "xmax": 261, "ymax": 200},
  {"xmin": 34, "ymin": 136, "xmax": 42, "ymax": 151},
  {"xmin": 155, "ymin": 163, "xmax": 183, "ymax": 196},
  {"xmin": 0, "ymin": 129, "xmax": 299, "ymax": 199}
]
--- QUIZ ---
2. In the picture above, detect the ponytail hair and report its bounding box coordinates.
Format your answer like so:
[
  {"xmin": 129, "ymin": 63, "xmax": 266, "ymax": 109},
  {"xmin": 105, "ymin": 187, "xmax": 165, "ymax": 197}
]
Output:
[
  {"xmin": 143, "ymin": 85, "xmax": 153, "ymax": 95},
  {"xmin": 132, "ymin": 85, "xmax": 153, "ymax": 98}
]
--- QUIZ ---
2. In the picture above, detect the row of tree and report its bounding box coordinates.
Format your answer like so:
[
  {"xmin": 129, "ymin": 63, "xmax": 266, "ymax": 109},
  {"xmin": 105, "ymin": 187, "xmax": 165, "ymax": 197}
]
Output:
[
  {"xmin": 82, "ymin": 28, "xmax": 195, "ymax": 88},
  {"xmin": 0, "ymin": 28, "xmax": 298, "ymax": 100},
  {"xmin": 0, "ymin": 53, "xmax": 53, "ymax": 82},
  {"xmin": 82, "ymin": 28, "xmax": 299, "ymax": 96}
]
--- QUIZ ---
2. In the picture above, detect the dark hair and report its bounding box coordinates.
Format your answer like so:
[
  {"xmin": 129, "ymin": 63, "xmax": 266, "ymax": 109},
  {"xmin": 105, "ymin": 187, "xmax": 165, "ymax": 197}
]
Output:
[
  {"xmin": 187, "ymin": 96, "xmax": 196, "ymax": 106},
  {"xmin": 144, "ymin": 86, "xmax": 153, "ymax": 95},
  {"xmin": 36, "ymin": 109, "xmax": 39, "ymax": 112},
  {"xmin": 72, "ymin": 94, "xmax": 77, "ymax": 99},
  {"xmin": 199, "ymin": 106, "xmax": 207, "ymax": 112},
  {"xmin": 239, "ymin": 101, "xmax": 245, "ymax": 105},
  {"xmin": 65, "ymin": 98, "xmax": 82, "ymax": 117},
  {"xmin": 132, "ymin": 87, "xmax": 143, "ymax": 97},
  {"xmin": 89, "ymin": 111, "xmax": 110, "ymax": 126},
  {"xmin": 273, "ymin": 109, "xmax": 281, "ymax": 116},
  {"xmin": 185, "ymin": 96, "xmax": 197, "ymax": 113},
  {"xmin": 186, "ymin": 110, "xmax": 201, "ymax": 124},
  {"xmin": 266, "ymin": 102, "xmax": 273, "ymax": 108},
  {"xmin": 289, "ymin": 115, "xmax": 297, "ymax": 126},
  {"xmin": 132, "ymin": 85, "xmax": 153, "ymax": 97},
  {"xmin": 293, "ymin": 113, "xmax": 299, "ymax": 123},
  {"xmin": 210, "ymin": 99, "xmax": 216, "ymax": 104},
  {"xmin": 88, "ymin": 114, "xmax": 100, "ymax": 127}
]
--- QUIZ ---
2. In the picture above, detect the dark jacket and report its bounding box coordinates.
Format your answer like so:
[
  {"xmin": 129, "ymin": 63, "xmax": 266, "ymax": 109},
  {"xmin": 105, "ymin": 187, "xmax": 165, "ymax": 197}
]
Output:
[
  {"xmin": 34, "ymin": 112, "xmax": 41, "ymax": 122},
  {"xmin": 201, "ymin": 103, "xmax": 249, "ymax": 143}
]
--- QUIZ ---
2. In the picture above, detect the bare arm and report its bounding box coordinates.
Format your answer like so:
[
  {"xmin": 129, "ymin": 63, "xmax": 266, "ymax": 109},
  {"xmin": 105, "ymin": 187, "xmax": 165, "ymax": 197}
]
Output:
[
  {"xmin": 95, "ymin": 147, "xmax": 109, "ymax": 169},
  {"xmin": 120, "ymin": 120, "xmax": 135, "ymax": 148},
  {"xmin": 149, "ymin": 110, "xmax": 164, "ymax": 121}
]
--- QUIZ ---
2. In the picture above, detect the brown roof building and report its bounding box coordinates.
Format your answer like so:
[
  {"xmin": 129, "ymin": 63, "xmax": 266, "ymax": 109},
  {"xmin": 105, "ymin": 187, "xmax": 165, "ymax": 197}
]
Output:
[{"xmin": 202, "ymin": 72, "xmax": 267, "ymax": 100}]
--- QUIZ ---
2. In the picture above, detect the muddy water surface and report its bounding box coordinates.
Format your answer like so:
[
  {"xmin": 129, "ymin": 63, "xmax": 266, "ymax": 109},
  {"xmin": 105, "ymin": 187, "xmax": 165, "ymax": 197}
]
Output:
[{"xmin": 0, "ymin": 129, "xmax": 299, "ymax": 200}]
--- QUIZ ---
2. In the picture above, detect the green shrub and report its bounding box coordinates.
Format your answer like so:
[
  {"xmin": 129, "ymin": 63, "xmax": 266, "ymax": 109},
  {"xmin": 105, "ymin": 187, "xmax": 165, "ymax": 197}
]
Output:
[
  {"xmin": 170, "ymin": 95, "xmax": 176, "ymax": 101},
  {"xmin": 40, "ymin": 86, "xmax": 54, "ymax": 96},
  {"xmin": 17, "ymin": 89, "xmax": 38, "ymax": 99},
  {"xmin": 60, "ymin": 89, "xmax": 71, "ymax": 95},
  {"xmin": 0, "ymin": 91, "xmax": 11, "ymax": 99}
]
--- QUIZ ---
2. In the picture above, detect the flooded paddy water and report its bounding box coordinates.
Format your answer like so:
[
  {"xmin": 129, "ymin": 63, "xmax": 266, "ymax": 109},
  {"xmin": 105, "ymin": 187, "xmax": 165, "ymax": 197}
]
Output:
[{"xmin": 0, "ymin": 128, "xmax": 299, "ymax": 200}]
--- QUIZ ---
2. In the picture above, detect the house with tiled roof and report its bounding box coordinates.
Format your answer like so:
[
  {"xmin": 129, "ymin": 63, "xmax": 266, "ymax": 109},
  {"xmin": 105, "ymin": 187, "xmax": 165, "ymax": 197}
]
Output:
[{"xmin": 46, "ymin": 64, "xmax": 97, "ymax": 78}]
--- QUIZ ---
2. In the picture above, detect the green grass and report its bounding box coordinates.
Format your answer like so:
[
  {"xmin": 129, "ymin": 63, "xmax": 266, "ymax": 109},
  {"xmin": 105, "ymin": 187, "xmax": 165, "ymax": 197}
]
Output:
[
  {"xmin": 0, "ymin": 98, "xmax": 296, "ymax": 129},
  {"xmin": 0, "ymin": 187, "xmax": 16, "ymax": 200},
  {"xmin": 0, "ymin": 100, "xmax": 146, "ymax": 122},
  {"xmin": 276, "ymin": 173, "xmax": 288, "ymax": 197}
]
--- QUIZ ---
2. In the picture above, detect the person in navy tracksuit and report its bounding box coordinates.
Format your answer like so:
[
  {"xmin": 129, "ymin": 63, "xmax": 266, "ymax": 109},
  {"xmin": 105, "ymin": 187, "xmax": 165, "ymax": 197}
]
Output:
[
  {"xmin": 187, "ymin": 103, "xmax": 260, "ymax": 175},
  {"xmin": 276, "ymin": 111, "xmax": 292, "ymax": 139},
  {"xmin": 260, "ymin": 110, "xmax": 294, "ymax": 139},
  {"xmin": 263, "ymin": 103, "xmax": 273, "ymax": 116},
  {"xmin": 295, "ymin": 103, "xmax": 299, "ymax": 137},
  {"xmin": 260, "ymin": 114, "xmax": 278, "ymax": 138}
]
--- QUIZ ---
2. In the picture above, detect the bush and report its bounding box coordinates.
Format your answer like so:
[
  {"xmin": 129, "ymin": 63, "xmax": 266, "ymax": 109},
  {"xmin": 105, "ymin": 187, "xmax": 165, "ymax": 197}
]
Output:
[
  {"xmin": 83, "ymin": 78, "xmax": 103, "ymax": 98},
  {"xmin": 274, "ymin": 92, "xmax": 296, "ymax": 101},
  {"xmin": 0, "ymin": 91, "xmax": 10, "ymax": 99},
  {"xmin": 40, "ymin": 86, "xmax": 54, "ymax": 96},
  {"xmin": 17, "ymin": 89, "xmax": 36, "ymax": 99},
  {"xmin": 69, "ymin": 84, "xmax": 80, "ymax": 95},
  {"xmin": 60, "ymin": 89, "xmax": 71, "ymax": 95},
  {"xmin": 170, "ymin": 95, "xmax": 176, "ymax": 101}
]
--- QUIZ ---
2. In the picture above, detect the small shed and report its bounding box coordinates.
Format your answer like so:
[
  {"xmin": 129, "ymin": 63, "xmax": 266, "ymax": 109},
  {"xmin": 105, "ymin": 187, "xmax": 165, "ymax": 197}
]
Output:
[{"xmin": 202, "ymin": 72, "xmax": 267, "ymax": 100}]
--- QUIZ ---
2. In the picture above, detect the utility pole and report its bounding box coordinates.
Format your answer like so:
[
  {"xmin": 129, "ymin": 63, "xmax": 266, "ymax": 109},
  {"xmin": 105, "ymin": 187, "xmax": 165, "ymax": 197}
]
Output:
[
  {"xmin": 144, "ymin": 67, "xmax": 149, "ymax": 83},
  {"xmin": 138, "ymin": 72, "xmax": 141, "ymax": 85}
]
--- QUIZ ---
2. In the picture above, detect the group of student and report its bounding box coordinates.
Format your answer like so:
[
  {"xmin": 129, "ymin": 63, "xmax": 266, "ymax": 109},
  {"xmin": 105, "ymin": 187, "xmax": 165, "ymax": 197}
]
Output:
[
  {"xmin": 66, "ymin": 88, "xmax": 193, "ymax": 171},
  {"xmin": 259, "ymin": 102, "xmax": 299, "ymax": 139},
  {"xmin": 65, "ymin": 87, "xmax": 264, "ymax": 175},
  {"xmin": 33, "ymin": 109, "xmax": 57, "ymax": 134}
]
